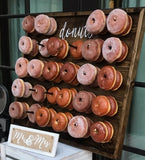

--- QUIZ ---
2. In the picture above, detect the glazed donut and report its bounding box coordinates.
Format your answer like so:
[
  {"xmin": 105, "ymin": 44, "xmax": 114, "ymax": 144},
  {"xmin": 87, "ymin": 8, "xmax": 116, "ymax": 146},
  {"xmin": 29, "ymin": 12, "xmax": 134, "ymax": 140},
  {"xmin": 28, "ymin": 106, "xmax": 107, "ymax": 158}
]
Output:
[
  {"xmin": 36, "ymin": 107, "xmax": 50, "ymax": 127},
  {"xmin": 57, "ymin": 39, "xmax": 69, "ymax": 59},
  {"xmin": 107, "ymin": 96, "xmax": 118, "ymax": 117},
  {"xmin": 107, "ymin": 8, "xmax": 128, "ymax": 35},
  {"xmin": 72, "ymin": 91, "xmax": 92, "ymax": 113},
  {"xmin": 82, "ymin": 39, "xmax": 101, "ymax": 61},
  {"xmin": 64, "ymin": 112, "xmax": 73, "ymax": 132},
  {"xmin": 89, "ymin": 66, "xmax": 100, "ymax": 87},
  {"xmin": 95, "ymin": 39, "xmax": 104, "ymax": 63},
  {"xmin": 52, "ymin": 112, "xmax": 68, "ymax": 132},
  {"xmin": 27, "ymin": 103, "xmax": 41, "ymax": 123},
  {"xmin": 47, "ymin": 87, "xmax": 60, "ymax": 104},
  {"xmin": 91, "ymin": 95, "xmax": 111, "ymax": 116},
  {"xmin": 70, "ymin": 64, "xmax": 80, "ymax": 86},
  {"xmin": 22, "ymin": 15, "xmax": 35, "ymax": 33},
  {"xmin": 43, "ymin": 61, "xmax": 59, "ymax": 81},
  {"xmin": 70, "ymin": 40, "xmax": 83, "ymax": 59},
  {"xmin": 103, "ymin": 121, "xmax": 114, "ymax": 142},
  {"xmin": 68, "ymin": 115, "xmax": 88, "ymax": 138},
  {"xmin": 18, "ymin": 36, "xmax": 33, "ymax": 54},
  {"xmin": 97, "ymin": 66, "xmax": 116, "ymax": 90},
  {"xmin": 90, "ymin": 121, "xmax": 108, "ymax": 143},
  {"xmin": 27, "ymin": 59, "xmax": 44, "ymax": 78},
  {"xmin": 47, "ymin": 108, "xmax": 57, "ymax": 127},
  {"xmin": 102, "ymin": 37, "xmax": 122, "ymax": 63},
  {"xmin": 31, "ymin": 84, "xmax": 46, "ymax": 102},
  {"xmin": 21, "ymin": 102, "xmax": 29, "ymax": 119},
  {"xmin": 9, "ymin": 101, "xmax": 23, "ymax": 119},
  {"xmin": 112, "ymin": 70, "xmax": 123, "ymax": 91},
  {"xmin": 53, "ymin": 62, "xmax": 63, "ymax": 83},
  {"xmin": 11, "ymin": 78, "xmax": 25, "ymax": 97},
  {"xmin": 29, "ymin": 39, "xmax": 39, "ymax": 57},
  {"xmin": 39, "ymin": 39, "xmax": 50, "ymax": 57},
  {"xmin": 116, "ymin": 41, "xmax": 128, "ymax": 62},
  {"xmin": 23, "ymin": 82, "xmax": 32, "ymax": 98},
  {"xmin": 47, "ymin": 37, "xmax": 63, "ymax": 56},
  {"xmin": 56, "ymin": 88, "xmax": 72, "ymax": 108},
  {"xmin": 84, "ymin": 117, "xmax": 94, "ymax": 138},
  {"xmin": 45, "ymin": 17, "xmax": 57, "ymax": 35},
  {"xmin": 77, "ymin": 63, "xmax": 97, "ymax": 85},
  {"xmin": 60, "ymin": 62, "xmax": 77, "ymax": 83},
  {"xmin": 35, "ymin": 14, "xmax": 50, "ymax": 34},
  {"xmin": 86, "ymin": 9, "xmax": 106, "ymax": 34},
  {"xmin": 15, "ymin": 57, "xmax": 28, "ymax": 78}
]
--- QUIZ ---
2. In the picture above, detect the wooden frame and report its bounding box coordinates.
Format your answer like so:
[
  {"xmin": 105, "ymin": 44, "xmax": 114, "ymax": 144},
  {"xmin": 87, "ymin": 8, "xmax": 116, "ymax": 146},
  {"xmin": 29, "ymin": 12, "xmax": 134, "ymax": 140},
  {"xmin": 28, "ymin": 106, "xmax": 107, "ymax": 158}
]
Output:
[{"xmin": 13, "ymin": 8, "xmax": 145, "ymax": 159}]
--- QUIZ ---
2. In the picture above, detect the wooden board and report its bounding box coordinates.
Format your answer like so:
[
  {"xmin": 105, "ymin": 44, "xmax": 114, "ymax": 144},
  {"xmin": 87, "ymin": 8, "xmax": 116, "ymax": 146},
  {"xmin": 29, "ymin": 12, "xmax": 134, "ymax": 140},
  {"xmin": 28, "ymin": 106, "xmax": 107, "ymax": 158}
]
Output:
[{"xmin": 12, "ymin": 8, "xmax": 145, "ymax": 159}]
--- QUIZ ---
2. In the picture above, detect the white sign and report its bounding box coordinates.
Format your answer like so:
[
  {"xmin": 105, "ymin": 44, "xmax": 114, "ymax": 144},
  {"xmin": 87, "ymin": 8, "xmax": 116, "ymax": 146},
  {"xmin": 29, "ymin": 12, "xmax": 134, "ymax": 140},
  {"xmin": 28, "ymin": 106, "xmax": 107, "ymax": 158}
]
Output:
[{"xmin": 8, "ymin": 124, "xmax": 59, "ymax": 157}]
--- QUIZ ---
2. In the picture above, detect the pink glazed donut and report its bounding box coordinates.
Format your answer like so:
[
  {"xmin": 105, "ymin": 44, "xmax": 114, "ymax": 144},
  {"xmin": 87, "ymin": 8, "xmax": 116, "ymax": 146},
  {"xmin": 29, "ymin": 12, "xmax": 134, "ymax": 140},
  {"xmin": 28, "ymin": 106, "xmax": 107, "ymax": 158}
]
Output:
[
  {"xmin": 15, "ymin": 57, "xmax": 28, "ymax": 78},
  {"xmin": 45, "ymin": 17, "xmax": 57, "ymax": 35},
  {"xmin": 23, "ymin": 82, "xmax": 32, "ymax": 98},
  {"xmin": 35, "ymin": 14, "xmax": 50, "ymax": 34},
  {"xmin": 39, "ymin": 39, "xmax": 50, "ymax": 57},
  {"xmin": 102, "ymin": 37, "xmax": 122, "ymax": 63},
  {"xmin": 18, "ymin": 36, "xmax": 33, "ymax": 54},
  {"xmin": 86, "ymin": 9, "xmax": 106, "ymax": 34},
  {"xmin": 22, "ymin": 15, "xmax": 35, "ymax": 33},
  {"xmin": 77, "ymin": 63, "xmax": 97, "ymax": 85}
]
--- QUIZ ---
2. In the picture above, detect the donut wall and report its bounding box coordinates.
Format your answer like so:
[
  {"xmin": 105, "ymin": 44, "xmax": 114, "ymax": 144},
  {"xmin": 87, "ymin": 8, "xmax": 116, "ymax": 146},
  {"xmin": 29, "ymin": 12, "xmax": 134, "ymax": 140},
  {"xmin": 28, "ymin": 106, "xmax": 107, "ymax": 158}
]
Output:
[{"xmin": 10, "ymin": 8, "xmax": 145, "ymax": 159}]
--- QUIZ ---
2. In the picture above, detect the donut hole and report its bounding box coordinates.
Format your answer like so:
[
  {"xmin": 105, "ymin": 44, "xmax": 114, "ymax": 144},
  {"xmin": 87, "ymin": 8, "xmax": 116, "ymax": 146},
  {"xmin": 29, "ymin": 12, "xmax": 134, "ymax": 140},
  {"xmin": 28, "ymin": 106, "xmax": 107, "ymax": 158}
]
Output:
[
  {"xmin": 83, "ymin": 72, "xmax": 86, "ymax": 76},
  {"xmin": 87, "ymin": 44, "xmax": 90, "ymax": 49},
  {"xmin": 12, "ymin": 107, "xmax": 14, "ymax": 111},
  {"xmin": 74, "ymin": 123, "xmax": 78, "ymax": 127},
  {"xmin": 40, "ymin": 113, "xmax": 43, "ymax": 117},
  {"xmin": 91, "ymin": 18, "xmax": 95, "ymax": 23},
  {"xmin": 94, "ymin": 128, "xmax": 98, "ymax": 133},
  {"xmin": 14, "ymin": 85, "xmax": 17, "ymax": 89},
  {"xmin": 103, "ymin": 74, "xmax": 107, "ymax": 78},
  {"xmin": 64, "ymin": 69, "xmax": 68, "ymax": 73},
  {"xmin": 18, "ymin": 63, "xmax": 22, "ymax": 67},
  {"xmin": 108, "ymin": 45, "xmax": 112, "ymax": 50},
  {"xmin": 21, "ymin": 41, "xmax": 25, "ymax": 46},
  {"xmin": 47, "ymin": 67, "xmax": 51, "ymax": 71},
  {"xmin": 31, "ymin": 64, "xmax": 34, "ymax": 69},
  {"xmin": 59, "ymin": 94, "xmax": 63, "ymax": 98},
  {"xmin": 113, "ymin": 16, "xmax": 117, "ymax": 22},
  {"xmin": 79, "ymin": 97, "xmax": 82, "ymax": 102}
]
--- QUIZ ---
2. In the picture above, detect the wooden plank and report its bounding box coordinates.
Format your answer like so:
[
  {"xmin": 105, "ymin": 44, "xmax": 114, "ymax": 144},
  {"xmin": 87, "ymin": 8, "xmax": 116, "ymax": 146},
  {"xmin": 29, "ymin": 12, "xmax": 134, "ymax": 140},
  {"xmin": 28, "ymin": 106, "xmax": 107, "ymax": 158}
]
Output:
[{"xmin": 12, "ymin": 8, "xmax": 145, "ymax": 159}]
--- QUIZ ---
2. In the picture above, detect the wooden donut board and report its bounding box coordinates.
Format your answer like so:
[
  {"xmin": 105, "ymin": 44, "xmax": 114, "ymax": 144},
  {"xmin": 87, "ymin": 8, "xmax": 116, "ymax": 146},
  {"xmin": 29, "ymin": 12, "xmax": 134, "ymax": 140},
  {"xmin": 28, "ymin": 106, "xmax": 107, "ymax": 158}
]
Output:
[{"xmin": 12, "ymin": 8, "xmax": 145, "ymax": 159}]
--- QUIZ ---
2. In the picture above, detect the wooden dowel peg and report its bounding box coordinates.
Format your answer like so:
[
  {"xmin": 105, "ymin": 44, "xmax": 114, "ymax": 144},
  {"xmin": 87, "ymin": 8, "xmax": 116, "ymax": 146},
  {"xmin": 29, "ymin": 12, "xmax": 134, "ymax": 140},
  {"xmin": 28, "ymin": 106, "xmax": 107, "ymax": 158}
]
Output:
[
  {"xmin": 26, "ymin": 111, "xmax": 34, "ymax": 114},
  {"xmin": 69, "ymin": 44, "xmax": 77, "ymax": 49},
  {"xmin": 44, "ymin": 91, "xmax": 53, "ymax": 95},
  {"xmin": 29, "ymin": 88, "xmax": 36, "ymax": 92},
  {"xmin": 37, "ymin": 42, "xmax": 45, "ymax": 47}
]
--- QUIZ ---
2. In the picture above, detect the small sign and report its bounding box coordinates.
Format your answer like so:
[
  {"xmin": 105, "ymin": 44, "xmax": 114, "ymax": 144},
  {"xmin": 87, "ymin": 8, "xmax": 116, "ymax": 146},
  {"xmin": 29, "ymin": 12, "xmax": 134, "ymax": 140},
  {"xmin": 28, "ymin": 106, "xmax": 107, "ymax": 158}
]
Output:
[{"xmin": 8, "ymin": 124, "xmax": 59, "ymax": 157}]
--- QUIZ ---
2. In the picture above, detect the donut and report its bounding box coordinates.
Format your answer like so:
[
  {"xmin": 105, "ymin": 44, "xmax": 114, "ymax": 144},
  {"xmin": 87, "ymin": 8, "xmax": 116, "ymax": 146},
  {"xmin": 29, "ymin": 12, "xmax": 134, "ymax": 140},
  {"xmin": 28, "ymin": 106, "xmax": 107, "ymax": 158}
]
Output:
[
  {"xmin": 82, "ymin": 39, "xmax": 101, "ymax": 61},
  {"xmin": 47, "ymin": 87, "xmax": 60, "ymax": 104},
  {"xmin": 90, "ymin": 121, "xmax": 108, "ymax": 143},
  {"xmin": 9, "ymin": 101, "xmax": 23, "ymax": 119},
  {"xmin": 95, "ymin": 39, "xmax": 104, "ymax": 63},
  {"xmin": 15, "ymin": 57, "xmax": 28, "ymax": 78},
  {"xmin": 22, "ymin": 15, "xmax": 35, "ymax": 33},
  {"xmin": 64, "ymin": 112, "xmax": 73, "ymax": 132},
  {"xmin": 52, "ymin": 112, "xmax": 68, "ymax": 132},
  {"xmin": 91, "ymin": 95, "xmax": 111, "ymax": 116},
  {"xmin": 47, "ymin": 37, "xmax": 62, "ymax": 56},
  {"xmin": 86, "ymin": 9, "xmax": 106, "ymax": 34},
  {"xmin": 103, "ymin": 121, "xmax": 114, "ymax": 142},
  {"xmin": 97, "ymin": 66, "xmax": 116, "ymax": 90},
  {"xmin": 45, "ymin": 17, "xmax": 57, "ymax": 35},
  {"xmin": 77, "ymin": 63, "xmax": 97, "ymax": 85},
  {"xmin": 11, "ymin": 78, "xmax": 25, "ymax": 97},
  {"xmin": 112, "ymin": 70, "xmax": 123, "ymax": 91},
  {"xmin": 29, "ymin": 39, "xmax": 39, "ymax": 57},
  {"xmin": 18, "ymin": 36, "xmax": 33, "ymax": 54},
  {"xmin": 116, "ymin": 41, "xmax": 128, "ymax": 62},
  {"xmin": 84, "ymin": 117, "xmax": 94, "ymax": 138},
  {"xmin": 73, "ymin": 91, "xmax": 92, "ymax": 113},
  {"xmin": 27, "ymin": 103, "xmax": 41, "ymax": 123},
  {"xmin": 68, "ymin": 115, "xmax": 88, "ymax": 138},
  {"xmin": 89, "ymin": 66, "xmax": 100, "ymax": 87},
  {"xmin": 47, "ymin": 108, "xmax": 57, "ymax": 127},
  {"xmin": 70, "ymin": 40, "xmax": 83, "ymax": 59},
  {"xmin": 39, "ymin": 39, "xmax": 50, "ymax": 57},
  {"xmin": 57, "ymin": 39, "xmax": 69, "ymax": 59},
  {"xmin": 66, "ymin": 88, "xmax": 77, "ymax": 110},
  {"xmin": 70, "ymin": 64, "xmax": 80, "ymax": 86},
  {"xmin": 106, "ymin": 96, "xmax": 118, "ymax": 117},
  {"xmin": 36, "ymin": 107, "xmax": 50, "ymax": 127},
  {"xmin": 21, "ymin": 102, "xmax": 29, "ymax": 119},
  {"xmin": 43, "ymin": 61, "xmax": 59, "ymax": 81},
  {"xmin": 107, "ymin": 8, "xmax": 128, "ymax": 35},
  {"xmin": 60, "ymin": 62, "xmax": 77, "ymax": 83},
  {"xmin": 27, "ymin": 59, "xmax": 44, "ymax": 78},
  {"xmin": 31, "ymin": 84, "xmax": 46, "ymax": 102},
  {"xmin": 102, "ymin": 37, "xmax": 122, "ymax": 63},
  {"xmin": 53, "ymin": 62, "xmax": 63, "ymax": 83},
  {"xmin": 56, "ymin": 88, "xmax": 72, "ymax": 108},
  {"xmin": 35, "ymin": 14, "xmax": 50, "ymax": 34},
  {"xmin": 23, "ymin": 82, "xmax": 32, "ymax": 98}
]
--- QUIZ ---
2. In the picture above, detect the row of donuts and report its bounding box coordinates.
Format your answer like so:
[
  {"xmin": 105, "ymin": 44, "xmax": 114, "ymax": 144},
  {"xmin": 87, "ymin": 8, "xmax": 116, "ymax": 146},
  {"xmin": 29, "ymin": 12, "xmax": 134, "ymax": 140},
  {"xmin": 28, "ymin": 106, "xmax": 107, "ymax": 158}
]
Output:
[
  {"xmin": 15, "ymin": 57, "xmax": 123, "ymax": 90},
  {"xmin": 11, "ymin": 79, "xmax": 118, "ymax": 117},
  {"xmin": 22, "ymin": 14, "xmax": 57, "ymax": 35},
  {"xmin": 86, "ymin": 8, "xmax": 132, "ymax": 36},
  {"xmin": 9, "ymin": 101, "xmax": 114, "ymax": 143},
  {"xmin": 18, "ymin": 35, "xmax": 128, "ymax": 63}
]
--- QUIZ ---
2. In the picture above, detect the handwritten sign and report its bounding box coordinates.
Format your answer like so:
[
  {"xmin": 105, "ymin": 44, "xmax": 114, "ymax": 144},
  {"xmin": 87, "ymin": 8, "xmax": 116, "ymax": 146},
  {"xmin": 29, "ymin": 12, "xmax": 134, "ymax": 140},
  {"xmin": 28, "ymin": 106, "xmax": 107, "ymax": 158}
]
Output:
[{"xmin": 8, "ymin": 124, "xmax": 59, "ymax": 157}]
